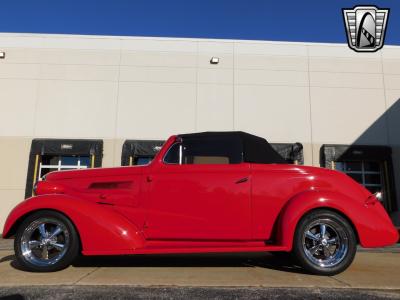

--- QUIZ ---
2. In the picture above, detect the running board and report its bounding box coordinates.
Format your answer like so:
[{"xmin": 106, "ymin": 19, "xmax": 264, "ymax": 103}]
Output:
[{"xmin": 82, "ymin": 245, "xmax": 289, "ymax": 256}]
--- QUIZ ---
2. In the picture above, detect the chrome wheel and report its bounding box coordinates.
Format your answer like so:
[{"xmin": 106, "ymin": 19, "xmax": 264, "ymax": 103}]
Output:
[
  {"xmin": 20, "ymin": 218, "xmax": 70, "ymax": 267},
  {"xmin": 302, "ymin": 219, "xmax": 348, "ymax": 268}
]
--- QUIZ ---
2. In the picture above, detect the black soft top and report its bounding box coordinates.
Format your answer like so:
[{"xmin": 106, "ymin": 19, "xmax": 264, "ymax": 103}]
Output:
[{"xmin": 178, "ymin": 131, "xmax": 286, "ymax": 164}]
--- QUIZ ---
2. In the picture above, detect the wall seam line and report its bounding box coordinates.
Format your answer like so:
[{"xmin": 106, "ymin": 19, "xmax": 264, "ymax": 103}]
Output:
[
  {"xmin": 111, "ymin": 39, "xmax": 123, "ymax": 166},
  {"xmin": 195, "ymin": 41, "xmax": 199, "ymax": 131},
  {"xmin": 380, "ymin": 51, "xmax": 390, "ymax": 146},
  {"xmin": 306, "ymin": 45, "xmax": 315, "ymax": 166},
  {"xmin": 233, "ymin": 42, "xmax": 236, "ymax": 130}
]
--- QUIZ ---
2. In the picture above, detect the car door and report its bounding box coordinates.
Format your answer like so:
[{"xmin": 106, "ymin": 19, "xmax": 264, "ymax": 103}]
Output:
[{"xmin": 143, "ymin": 137, "xmax": 252, "ymax": 241}]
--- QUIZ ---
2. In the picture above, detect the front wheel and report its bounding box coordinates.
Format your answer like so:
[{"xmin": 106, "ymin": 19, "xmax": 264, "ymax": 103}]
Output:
[
  {"xmin": 14, "ymin": 210, "xmax": 80, "ymax": 272},
  {"xmin": 293, "ymin": 209, "xmax": 357, "ymax": 276}
]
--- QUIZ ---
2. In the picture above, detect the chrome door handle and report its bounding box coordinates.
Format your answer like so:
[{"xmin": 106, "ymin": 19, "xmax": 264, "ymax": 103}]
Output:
[{"xmin": 235, "ymin": 177, "xmax": 248, "ymax": 184}]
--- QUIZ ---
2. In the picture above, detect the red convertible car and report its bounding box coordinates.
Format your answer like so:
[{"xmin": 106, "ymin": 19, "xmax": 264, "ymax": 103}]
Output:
[{"xmin": 2, "ymin": 132, "xmax": 398, "ymax": 275}]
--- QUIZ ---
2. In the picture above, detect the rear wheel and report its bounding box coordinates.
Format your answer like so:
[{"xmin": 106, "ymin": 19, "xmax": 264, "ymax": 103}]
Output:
[
  {"xmin": 14, "ymin": 210, "xmax": 80, "ymax": 272},
  {"xmin": 293, "ymin": 209, "xmax": 357, "ymax": 275}
]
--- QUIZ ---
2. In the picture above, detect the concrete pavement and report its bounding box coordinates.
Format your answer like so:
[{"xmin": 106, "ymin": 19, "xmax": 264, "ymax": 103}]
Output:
[
  {"xmin": 0, "ymin": 249, "xmax": 399, "ymax": 289},
  {"xmin": 1, "ymin": 237, "xmax": 400, "ymax": 299}
]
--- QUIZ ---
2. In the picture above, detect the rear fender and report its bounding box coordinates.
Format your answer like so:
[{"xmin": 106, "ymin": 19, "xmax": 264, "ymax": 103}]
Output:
[
  {"xmin": 2, "ymin": 194, "xmax": 145, "ymax": 254},
  {"xmin": 276, "ymin": 190, "xmax": 398, "ymax": 250}
]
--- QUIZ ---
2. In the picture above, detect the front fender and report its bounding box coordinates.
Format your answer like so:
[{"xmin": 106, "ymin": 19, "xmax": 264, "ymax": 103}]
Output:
[
  {"xmin": 277, "ymin": 190, "xmax": 398, "ymax": 250},
  {"xmin": 2, "ymin": 195, "xmax": 145, "ymax": 255}
]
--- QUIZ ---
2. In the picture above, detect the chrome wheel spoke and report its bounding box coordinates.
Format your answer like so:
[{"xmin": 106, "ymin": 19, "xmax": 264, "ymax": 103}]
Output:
[
  {"xmin": 49, "ymin": 226, "xmax": 63, "ymax": 239},
  {"xmin": 320, "ymin": 224, "xmax": 327, "ymax": 239},
  {"xmin": 309, "ymin": 245, "xmax": 320, "ymax": 255},
  {"xmin": 51, "ymin": 243, "xmax": 65, "ymax": 251},
  {"xmin": 38, "ymin": 224, "xmax": 47, "ymax": 239},
  {"xmin": 303, "ymin": 221, "xmax": 348, "ymax": 268},
  {"xmin": 21, "ymin": 218, "xmax": 70, "ymax": 267},
  {"xmin": 28, "ymin": 240, "xmax": 41, "ymax": 249},
  {"xmin": 305, "ymin": 230, "xmax": 319, "ymax": 241},
  {"xmin": 327, "ymin": 238, "xmax": 337, "ymax": 245}
]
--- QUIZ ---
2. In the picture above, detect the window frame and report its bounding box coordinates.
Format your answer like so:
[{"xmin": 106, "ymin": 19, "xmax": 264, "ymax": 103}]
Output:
[
  {"xmin": 320, "ymin": 144, "xmax": 397, "ymax": 213},
  {"xmin": 25, "ymin": 139, "xmax": 103, "ymax": 198},
  {"xmin": 162, "ymin": 139, "xmax": 242, "ymax": 166},
  {"xmin": 37, "ymin": 155, "xmax": 90, "ymax": 182},
  {"xmin": 335, "ymin": 160, "xmax": 384, "ymax": 193},
  {"xmin": 163, "ymin": 142, "xmax": 183, "ymax": 165}
]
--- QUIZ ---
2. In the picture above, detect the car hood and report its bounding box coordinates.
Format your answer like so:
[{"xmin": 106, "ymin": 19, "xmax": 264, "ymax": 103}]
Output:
[{"xmin": 45, "ymin": 165, "xmax": 145, "ymax": 181}]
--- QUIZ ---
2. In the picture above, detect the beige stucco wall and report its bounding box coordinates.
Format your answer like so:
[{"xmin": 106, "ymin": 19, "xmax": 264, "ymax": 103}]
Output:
[{"xmin": 0, "ymin": 33, "xmax": 399, "ymax": 229}]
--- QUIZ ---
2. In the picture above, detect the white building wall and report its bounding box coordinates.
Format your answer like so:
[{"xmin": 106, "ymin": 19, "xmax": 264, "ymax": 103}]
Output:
[{"xmin": 0, "ymin": 33, "xmax": 399, "ymax": 228}]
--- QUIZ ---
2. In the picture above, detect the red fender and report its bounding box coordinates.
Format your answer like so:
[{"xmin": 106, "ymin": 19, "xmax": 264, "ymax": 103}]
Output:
[
  {"xmin": 2, "ymin": 195, "xmax": 146, "ymax": 255},
  {"xmin": 277, "ymin": 190, "xmax": 398, "ymax": 250}
]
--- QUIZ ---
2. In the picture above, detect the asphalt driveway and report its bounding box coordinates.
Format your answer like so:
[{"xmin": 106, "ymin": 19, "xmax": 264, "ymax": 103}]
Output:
[{"xmin": 0, "ymin": 285, "xmax": 399, "ymax": 300}]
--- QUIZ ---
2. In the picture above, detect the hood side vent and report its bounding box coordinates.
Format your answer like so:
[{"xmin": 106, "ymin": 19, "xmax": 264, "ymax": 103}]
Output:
[{"xmin": 89, "ymin": 181, "xmax": 132, "ymax": 190}]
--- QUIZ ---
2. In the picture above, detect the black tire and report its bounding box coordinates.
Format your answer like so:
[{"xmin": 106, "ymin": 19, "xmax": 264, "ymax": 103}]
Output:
[
  {"xmin": 14, "ymin": 210, "xmax": 80, "ymax": 272},
  {"xmin": 292, "ymin": 209, "xmax": 357, "ymax": 276}
]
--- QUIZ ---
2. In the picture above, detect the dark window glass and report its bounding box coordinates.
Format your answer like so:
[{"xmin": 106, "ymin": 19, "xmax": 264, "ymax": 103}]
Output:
[
  {"xmin": 164, "ymin": 138, "xmax": 243, "ymax": 165},
  {"xmin": 364, "ymin": 161, "xmax": 380, "ymax": 172},
  {"xmin": 336, "ymin": 160, "xmax": 385, "ymax": 204},
  {"xmin": 80, "ymin": 156, "xmax": 91, "ymax": 167},
  {"xmin": 61, "ymin": 156, "xmax": 79, "ymax": 165},
  {"xmin": 348, "ymin": 173, "xmax": 363, "ymax": 182},
  {"xmin": 365, "ymin": 174, "xmax": 381, "ymax": 185},
  {"xmin": 164, "ymin": 143, "xmax": 181, "ymax": 164},
  {"xmin": 344, "ymin": 161, "xmax": 362, "ymax": 172},
  {"xmin": 48, "ymin": 156, "xmax": 59, "ymax": 165},
  {"xmin": 135, "ymin": 157, "xmax": 153, "ymax": 165},
  {"xmin": 366, "ymin": 186, "xmax": 382, "ymax": 194},
  {"xmin": 40, "ymin": 168, "xmax": 51, "ymax": 176}
]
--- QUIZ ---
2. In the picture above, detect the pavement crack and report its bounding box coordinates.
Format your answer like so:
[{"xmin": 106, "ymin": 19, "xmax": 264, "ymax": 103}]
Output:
[
  {"xmin": 73, "ymin": 267, "xmax": 100, "ymax": 285},
  {"xmin": 330, "ymin": 276, "xmax": 351, "ymax": 287}
]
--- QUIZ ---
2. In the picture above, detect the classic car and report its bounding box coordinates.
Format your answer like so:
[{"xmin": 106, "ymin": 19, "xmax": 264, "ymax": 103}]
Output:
[{"xmin": 2, "ymin": 132, "xmax": 398, "ymax": 275}]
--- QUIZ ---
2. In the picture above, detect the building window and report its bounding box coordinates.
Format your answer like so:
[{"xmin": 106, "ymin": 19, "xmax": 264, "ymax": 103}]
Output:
[
  {"xmin": 25, "ymin": 139, "xmax": 103, "ymax": 198},
  {"xmin": 335, "ymin": 161, "xmax": 383, "ymax": 195},
  {"xmin": 37, "ymin": 155, "xmax": 91, "ymax": 182},
  {"xmin": 121, "ymin": 140, "xmax": 164, "ymax": 166},
  {"xmin": 320, "ymin": 145, "xmax": 397, "ymax": 213}
]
